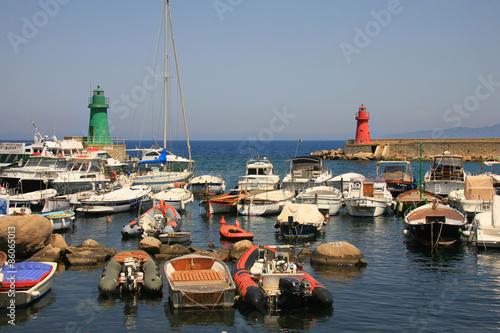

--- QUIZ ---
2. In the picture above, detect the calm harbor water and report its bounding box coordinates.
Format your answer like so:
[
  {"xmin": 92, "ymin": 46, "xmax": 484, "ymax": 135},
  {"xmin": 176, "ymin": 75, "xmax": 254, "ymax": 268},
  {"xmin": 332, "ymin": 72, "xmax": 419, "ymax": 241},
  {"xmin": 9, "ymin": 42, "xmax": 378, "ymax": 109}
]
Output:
[{"xmin": 2, "ymin": 140, "xmax": 500, "ymax": 332}]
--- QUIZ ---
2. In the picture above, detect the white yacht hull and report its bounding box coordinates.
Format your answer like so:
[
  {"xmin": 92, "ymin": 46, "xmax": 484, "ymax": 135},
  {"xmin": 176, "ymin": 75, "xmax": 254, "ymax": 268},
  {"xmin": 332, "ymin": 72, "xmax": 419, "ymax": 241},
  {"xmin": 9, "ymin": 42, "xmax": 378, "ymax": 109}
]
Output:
[{"xmin": 344, "ymin": 197, "xmax": 389, "ymax": 217}]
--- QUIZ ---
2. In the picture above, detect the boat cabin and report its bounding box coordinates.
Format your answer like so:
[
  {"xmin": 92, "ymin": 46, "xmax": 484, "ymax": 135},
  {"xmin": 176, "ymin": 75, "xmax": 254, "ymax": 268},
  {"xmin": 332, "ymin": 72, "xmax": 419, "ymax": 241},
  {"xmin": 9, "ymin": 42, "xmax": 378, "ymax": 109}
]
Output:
[
  {"xmin": 429, "ymin": 153, "xmax": 466, "ymax": 181},
  {"xmin": 245, "ymin": 158, "xmax": 274, "ymax": 175}
]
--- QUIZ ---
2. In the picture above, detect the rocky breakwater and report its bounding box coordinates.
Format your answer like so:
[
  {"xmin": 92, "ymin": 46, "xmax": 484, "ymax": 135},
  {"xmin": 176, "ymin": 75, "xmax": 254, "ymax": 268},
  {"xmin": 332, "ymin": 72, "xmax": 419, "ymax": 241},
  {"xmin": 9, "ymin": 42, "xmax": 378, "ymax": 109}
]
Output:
[
  {"xmin": 311, "ymin": 149, "xmax": 380, "ymax": 161},
  {"xmin": 311, "ymin": 148, "xmax": 499, "ymax": 162}
]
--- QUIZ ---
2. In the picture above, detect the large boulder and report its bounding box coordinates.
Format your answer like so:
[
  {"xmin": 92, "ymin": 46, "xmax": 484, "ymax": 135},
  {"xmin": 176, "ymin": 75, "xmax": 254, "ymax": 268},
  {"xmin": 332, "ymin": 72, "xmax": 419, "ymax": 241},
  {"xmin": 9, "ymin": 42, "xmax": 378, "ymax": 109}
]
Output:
[
  {"xmin": 138, "ymin": 237, "xmax": 161, "ymax": 255},
  {"xmin": 160, "ymin": 243, "xmax": 191, "ymax": 255},
  {"xmin": 229, "ymin": 240, "xmax": 253, "ymax": 261},
  {"xmin": 64, "ymin": 239, "xmax": 115, "ymax": 265},
  {"xmin": 311, "ymin": 241, "xmax": 367, "ymax": 267},
  {"xmin": 0, "ymin": 214, "xmax": 53, "ymax": 259},
  {"xmin": 66, "ymin": 250, "xmax": 98, "ymax": 266},
  {"xmin": 26, "ymin": 244, "xmax": 61, "ymax": 262},
  {"xmin": 49, "ymin": 234, "xmax": 69, "ymax": 252}
]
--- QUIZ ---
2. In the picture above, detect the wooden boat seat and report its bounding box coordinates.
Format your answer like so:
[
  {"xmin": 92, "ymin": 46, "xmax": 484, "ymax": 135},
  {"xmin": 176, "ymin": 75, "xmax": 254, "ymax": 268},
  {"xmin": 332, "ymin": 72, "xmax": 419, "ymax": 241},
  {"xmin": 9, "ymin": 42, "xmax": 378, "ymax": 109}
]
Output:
[
  {"xmin": 113, "ymin": 251, "xmax": 151, "ymax": 263},
  {"xmin": 170, "ymin": 269, "xmax": 224, "ymax": 283}
]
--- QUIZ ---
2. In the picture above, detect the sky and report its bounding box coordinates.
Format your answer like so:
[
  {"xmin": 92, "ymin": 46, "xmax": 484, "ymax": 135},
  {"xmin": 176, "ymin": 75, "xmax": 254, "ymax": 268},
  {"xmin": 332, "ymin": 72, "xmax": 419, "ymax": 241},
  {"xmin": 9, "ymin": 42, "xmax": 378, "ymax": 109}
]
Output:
[{"xmin": 1, "ymin": 0, "xmax": 500, "ymax": 142}]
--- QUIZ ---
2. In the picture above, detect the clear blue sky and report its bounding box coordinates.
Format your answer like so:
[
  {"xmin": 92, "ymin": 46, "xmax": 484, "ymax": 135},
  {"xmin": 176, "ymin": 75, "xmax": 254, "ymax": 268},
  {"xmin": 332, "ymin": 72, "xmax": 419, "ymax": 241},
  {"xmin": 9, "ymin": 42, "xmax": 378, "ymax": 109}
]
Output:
[{"xmin": 1, "ymin": 0, "xmax": 500, "ymax": 141}]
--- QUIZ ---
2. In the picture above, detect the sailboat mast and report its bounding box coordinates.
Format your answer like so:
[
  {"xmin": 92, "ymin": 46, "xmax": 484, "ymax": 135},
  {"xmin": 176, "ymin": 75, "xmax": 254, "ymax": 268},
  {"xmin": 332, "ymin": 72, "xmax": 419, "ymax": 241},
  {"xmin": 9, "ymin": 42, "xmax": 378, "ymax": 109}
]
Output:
[
  {"xmin": 163, "ymin": 0, "xmax": 168, "ymax": 150},
  {"xmin": 168, "ymin": 3, "xmax": 192, "ymax": 169}
]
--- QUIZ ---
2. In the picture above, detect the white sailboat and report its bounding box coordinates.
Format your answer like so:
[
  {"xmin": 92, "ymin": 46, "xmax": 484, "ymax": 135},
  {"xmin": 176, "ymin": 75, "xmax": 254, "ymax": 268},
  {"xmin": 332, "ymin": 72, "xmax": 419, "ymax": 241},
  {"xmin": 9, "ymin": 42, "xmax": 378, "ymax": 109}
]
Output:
[{"xmin": 131, "ymin": 0, "xmax": 194, "ymax": 192}]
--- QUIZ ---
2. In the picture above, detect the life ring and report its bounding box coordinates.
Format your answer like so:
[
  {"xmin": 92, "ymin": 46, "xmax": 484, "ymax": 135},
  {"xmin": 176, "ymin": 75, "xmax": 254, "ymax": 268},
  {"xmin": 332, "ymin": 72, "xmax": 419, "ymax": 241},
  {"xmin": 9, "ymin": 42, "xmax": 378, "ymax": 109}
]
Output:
[
  {"xmin": 109, "ymin": 170, "xmax": 117, "ymax": 180},
  {"xmin": 33, "ymin": 152, "xmax": 41, "ymax": 156}
]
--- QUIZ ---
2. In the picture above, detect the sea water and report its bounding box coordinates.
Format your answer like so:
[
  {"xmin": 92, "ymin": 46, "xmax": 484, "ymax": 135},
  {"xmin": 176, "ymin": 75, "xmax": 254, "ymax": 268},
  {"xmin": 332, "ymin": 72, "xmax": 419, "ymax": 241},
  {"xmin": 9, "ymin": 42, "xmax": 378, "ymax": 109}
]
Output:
[{"xmin": 1, "ymin": 140, "xmax": 499, "ymax": 332}]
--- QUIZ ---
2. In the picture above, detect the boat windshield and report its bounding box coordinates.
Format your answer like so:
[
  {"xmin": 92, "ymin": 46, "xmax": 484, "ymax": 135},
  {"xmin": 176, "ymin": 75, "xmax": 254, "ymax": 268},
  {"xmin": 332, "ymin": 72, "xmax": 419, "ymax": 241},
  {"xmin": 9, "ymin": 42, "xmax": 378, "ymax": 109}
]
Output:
[{"xmin": 433, "ymin": 156, "xmax": 463, "ymax": 168}]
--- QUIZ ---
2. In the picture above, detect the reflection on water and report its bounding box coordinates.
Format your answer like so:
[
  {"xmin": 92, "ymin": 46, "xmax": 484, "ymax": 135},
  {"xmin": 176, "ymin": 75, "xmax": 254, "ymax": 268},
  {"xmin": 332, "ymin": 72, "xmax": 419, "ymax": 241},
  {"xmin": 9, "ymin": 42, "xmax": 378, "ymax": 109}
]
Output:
[
  {"xmin": 0, "ymin": 290, "xmax": 56, "ymax": 326},
  {"xmin": 164, "ymin": 300, "xmax": 236, "ymax": 327},
  {"xmin": 238, "ymin": 305, "xmax": 333, "ymax": 331},
  {"xmin": 311, "ymin": 262, "xmax": 366, "ymax": 281}
]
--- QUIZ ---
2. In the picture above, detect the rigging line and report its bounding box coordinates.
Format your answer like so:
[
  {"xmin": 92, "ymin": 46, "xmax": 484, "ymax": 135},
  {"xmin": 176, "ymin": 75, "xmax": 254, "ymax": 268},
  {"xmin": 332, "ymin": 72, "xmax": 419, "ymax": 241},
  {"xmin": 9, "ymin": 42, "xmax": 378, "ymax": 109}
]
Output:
[{"xmin": 169, "ymin": 5, "xmax": 192, "ymax": 168}]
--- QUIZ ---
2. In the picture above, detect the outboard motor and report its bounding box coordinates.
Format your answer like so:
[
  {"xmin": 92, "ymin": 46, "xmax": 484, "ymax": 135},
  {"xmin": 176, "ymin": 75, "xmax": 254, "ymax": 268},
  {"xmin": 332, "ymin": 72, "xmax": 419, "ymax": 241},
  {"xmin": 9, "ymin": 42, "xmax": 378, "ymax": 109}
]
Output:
[
  {"xmin": 120, "ymin": 257, "xmax": 143, "ymax": 292},
  {"xmin": 278, "ymin": 277, "xmax": 302, "ymax": 307}
]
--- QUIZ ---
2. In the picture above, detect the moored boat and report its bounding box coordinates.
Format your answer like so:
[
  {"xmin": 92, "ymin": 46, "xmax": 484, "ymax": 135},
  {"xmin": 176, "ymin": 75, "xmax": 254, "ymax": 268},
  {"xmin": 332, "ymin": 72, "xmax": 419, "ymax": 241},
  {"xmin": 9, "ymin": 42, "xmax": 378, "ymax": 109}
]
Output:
[
  {"xmin": 237, "ymin": 157, "xmax": 281, "ymax": 191},
  {"xmin": 294, "ymin": 185, "xmax": 342, "ymax": 215},
  {"xmin": 448, "ymin": 176, "xmax": 496, "ymax": 219},
  {"xmin": 40, "ymin": 210, "xmax": 75, "ymax": 232},
  {"xmin": 282, "ymin": 156, "xmax": 332, "ymax": 193},
  {"xmin": 200, "ymin": 189, "xmax": 250, "ymax": 215},
  {"xmin": 164, "ymin": 254, "xmax": 236, "ymax": 309},
  {"xmin": 423, "ymin": 151, "xmax": 470, "ymax": 197},
  {"xmin": 376, "ymin": 161, "xmax": 416, "ymax": 197},
  {"xmin": 0, "ymin": 261, "xmax": 57, "ymax": 307},
  {"xmin": 327, "ymin": 172, "xmax": 364, "ymax": 191},
  {"xmin": 190, "ymin": 174, "xmax": 226, "ymax": 195},
  {"xmin": 237, "ymin": 189, "xmax": 294, "ymax": 216},
  {"xmin": 97, "ymin": 250, "xmax": 162, "ymax": 295},
  {"xmin": 153, "ymin": 187, "xmax": 193, "ymax": 211},
  {"xmin": 232, "ymin": 245, "xmax": 333, "ymax": 310},
  {"xmin": 343, "ymin": 177, "xmax": 393, "ymax": 217},
  {"xmin": 121, "ymin": 201, "xmax": 174, "ymax": 238},
  {"xmin": 393, "ymin": 189, "xmax": 445, "ymax": 216},
  {"xmin": 219, "ymin": 216, "xmax": 254, "ymax": 242},
  {"xmin": 9, "ymin": 188, "xmax": 58, "ymax": 211},
  {"xmin": 466, "ymin": 195, "xmax": 500, "ymax": 248},
  {"xmin": 275, "ymin": 203, "xmax": 325, "ymax": 239},
  {"xmin": 76, "ymin": 185, "xmax": 151, "ymax": 214},
  {"xmin": 404, "ymin": 200, "xmax": 466, "ymax": 247}
]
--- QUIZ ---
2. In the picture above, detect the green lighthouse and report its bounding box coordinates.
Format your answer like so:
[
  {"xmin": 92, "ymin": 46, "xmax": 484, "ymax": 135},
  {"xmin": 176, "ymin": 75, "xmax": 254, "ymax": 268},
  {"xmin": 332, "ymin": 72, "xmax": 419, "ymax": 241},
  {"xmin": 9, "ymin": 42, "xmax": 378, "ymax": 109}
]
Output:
[{"xmin": 88, "ymin": 85, "xmax": 111, "ymax": 144}]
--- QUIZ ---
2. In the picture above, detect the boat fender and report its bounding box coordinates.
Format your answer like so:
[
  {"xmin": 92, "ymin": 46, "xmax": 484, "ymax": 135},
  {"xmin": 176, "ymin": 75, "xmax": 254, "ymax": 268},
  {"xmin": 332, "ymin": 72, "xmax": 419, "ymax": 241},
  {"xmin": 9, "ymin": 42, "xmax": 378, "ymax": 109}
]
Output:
[
  {"xmin": 98, "ymin": 260, "xmax": 122, "ymax": 293},
  {"xmin": 403, "ymin": 229, "xmax": 410, "ymax": 237}
]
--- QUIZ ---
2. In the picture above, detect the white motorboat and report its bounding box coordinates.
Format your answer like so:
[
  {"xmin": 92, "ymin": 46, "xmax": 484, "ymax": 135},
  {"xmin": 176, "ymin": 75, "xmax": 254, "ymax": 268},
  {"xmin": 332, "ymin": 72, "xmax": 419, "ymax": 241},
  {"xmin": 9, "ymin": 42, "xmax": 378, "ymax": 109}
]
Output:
[
  {"xmin": 8, "ymin": 188, "xmax": 58, "ymax": 209},
  {"xmin": 327, "ymin": 172, "xmax": 365, "ymax": 191},
  {"xmin": 76, "ymin": 185, "xmax": 152, "ymax": 214},
  {"xmin": 343, "ymin": 177, "xmax": 393, "ymax": 217},
  {"xmin": 190, "ymin": 174, "xmax": 226, "ymax": 195},
  {"xmin": 50, "ymin": 157, "xmax": 110, "ymax": 195},
  {"xmin": 237, "ymin": 158, "xmax": 281, "ymax": 191},
  {"xmin": 423, "ymin": 152, "xmax": 470, "ymax": 197},
  {"xmin": 466, "ymin": 195, "xmax": 500, "ymax": 248},
  {"xmin": 0, "ymin": 122, "xmax": 83, "ymax": 170},
  {"xmin": 0, "ymin": 156, "xmax": 68, "ymax": 193},
  {"xmin": 294, "ymin": 185, "xmax": 342, "ymax": 215},
  {"xmin": 478, "ymin": 161, "xmax": 500, "ymax": 189},
  {"xmin": 237, "ymin": 189, "xmax": 294, "ymax": 216},
  {"xmin": 41, "ymin": 189, "xmax": 97, "ymax": 213},
  {"xmin": 281, "ymin": 156, "xmax": 332, "ymax": 193},
  {"xmin": 448, "ymin": 176, "xmax": 496, "ymax": 218},
  {"xmin": 0, "ymin": 190, "xmax": 31, "ymax": 216},
  {"xmin": 153, "ymin": 187, "xmax": 193, "ymax": 211}
]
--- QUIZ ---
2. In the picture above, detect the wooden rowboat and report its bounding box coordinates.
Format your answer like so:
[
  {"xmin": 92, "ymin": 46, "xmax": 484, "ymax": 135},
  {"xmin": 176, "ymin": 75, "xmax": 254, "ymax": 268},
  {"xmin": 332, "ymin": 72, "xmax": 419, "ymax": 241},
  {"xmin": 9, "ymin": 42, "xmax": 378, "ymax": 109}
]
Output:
[{"xmin": 164, "ymin": 254, "xmax": 236, "ymax": 309}]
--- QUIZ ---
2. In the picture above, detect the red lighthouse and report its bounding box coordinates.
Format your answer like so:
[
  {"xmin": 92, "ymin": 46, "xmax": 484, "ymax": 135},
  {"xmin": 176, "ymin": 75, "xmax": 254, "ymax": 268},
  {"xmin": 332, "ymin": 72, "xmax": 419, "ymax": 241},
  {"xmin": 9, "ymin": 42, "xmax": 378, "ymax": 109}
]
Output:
[{"xmin": 354, "ymin": 104, "xmax": 372, "ymax": 144}]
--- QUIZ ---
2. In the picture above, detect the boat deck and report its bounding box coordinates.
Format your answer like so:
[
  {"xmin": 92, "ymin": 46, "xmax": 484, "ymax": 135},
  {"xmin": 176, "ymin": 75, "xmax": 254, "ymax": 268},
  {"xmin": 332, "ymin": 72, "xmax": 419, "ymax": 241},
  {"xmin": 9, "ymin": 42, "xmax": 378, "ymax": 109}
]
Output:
[{"xmin": 170, "ymin": 269, "xmax": 224, "ymax": 283}]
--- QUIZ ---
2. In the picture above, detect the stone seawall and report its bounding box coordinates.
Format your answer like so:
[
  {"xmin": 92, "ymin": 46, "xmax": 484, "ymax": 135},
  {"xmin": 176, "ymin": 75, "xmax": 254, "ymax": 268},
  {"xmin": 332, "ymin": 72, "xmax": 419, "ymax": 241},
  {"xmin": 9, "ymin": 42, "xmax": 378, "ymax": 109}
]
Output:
[{"xmin": 312, "ymin": 138, "xmax": 500, "ymax": 161}]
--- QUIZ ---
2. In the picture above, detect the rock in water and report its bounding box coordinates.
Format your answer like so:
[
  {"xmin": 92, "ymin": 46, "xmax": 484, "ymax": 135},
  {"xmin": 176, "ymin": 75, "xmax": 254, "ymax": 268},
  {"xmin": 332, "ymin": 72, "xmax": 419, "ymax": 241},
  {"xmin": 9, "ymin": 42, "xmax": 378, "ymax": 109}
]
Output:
[
  {"xmin": 311, "ymin": 241, "xmax": 367, "ymax": 267},
  {"xmin": 139, "ymin": 236, "xmax": 161, "ymax": 255},
  {"xmin": 0, "ymin": 214, "xmax": 53, "ymax": 259},
  {"xmin": 229, "ymin": 240, "xmax": 253, "ymax": 261}
]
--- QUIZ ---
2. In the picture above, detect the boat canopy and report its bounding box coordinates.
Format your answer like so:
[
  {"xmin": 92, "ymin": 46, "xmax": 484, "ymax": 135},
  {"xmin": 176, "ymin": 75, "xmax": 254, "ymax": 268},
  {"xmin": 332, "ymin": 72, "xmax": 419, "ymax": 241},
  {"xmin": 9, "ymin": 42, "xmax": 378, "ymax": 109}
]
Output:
[{"xmin": 464, "ymin": 176, "xmax": 495, "ymax": 201}]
